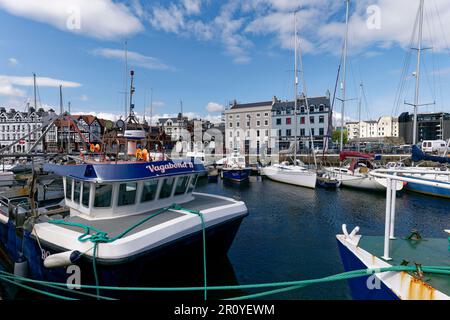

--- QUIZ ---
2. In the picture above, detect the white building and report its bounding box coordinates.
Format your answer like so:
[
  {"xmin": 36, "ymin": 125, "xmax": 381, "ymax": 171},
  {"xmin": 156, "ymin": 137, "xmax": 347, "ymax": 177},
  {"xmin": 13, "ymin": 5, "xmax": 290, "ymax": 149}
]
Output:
[
  {"xmin": 0, "ymin": 107, "xmax": 49, "ymax": 153},
  {"xmin": 224, "ymin": 99, "xmax": 274, "ymax": 164},
  {"xmin": 156, "ymin": 113, "xmax": 189, "ymax": 141},
  {"xmin": 346, "ymin": 116, "xmax": 399, "ymax": 140}
]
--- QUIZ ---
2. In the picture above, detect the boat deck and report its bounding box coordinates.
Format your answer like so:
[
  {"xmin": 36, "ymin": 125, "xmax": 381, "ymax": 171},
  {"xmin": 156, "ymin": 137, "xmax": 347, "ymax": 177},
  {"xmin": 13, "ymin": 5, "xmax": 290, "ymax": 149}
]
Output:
[
  {"xmin": 47, "ymin": 193, "xmax": 237, "ymax": 238},
  {"xmin": 359, "ymin": 236, "xmax": 450, "ymax": 296}
]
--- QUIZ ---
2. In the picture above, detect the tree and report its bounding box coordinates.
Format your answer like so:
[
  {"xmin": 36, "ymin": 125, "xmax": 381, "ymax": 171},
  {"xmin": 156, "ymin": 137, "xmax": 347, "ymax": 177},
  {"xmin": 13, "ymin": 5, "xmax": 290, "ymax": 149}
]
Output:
[{"xmin": 332, "ymin": 129, "xmax": 348, "ymax": 145}]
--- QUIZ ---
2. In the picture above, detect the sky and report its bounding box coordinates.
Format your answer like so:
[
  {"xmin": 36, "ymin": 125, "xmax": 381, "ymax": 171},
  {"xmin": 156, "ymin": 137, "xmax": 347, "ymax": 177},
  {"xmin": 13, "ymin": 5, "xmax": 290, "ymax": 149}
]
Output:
[{"xmin": 1, "ymin": 0, "xmax": 450, "ymax": 124}]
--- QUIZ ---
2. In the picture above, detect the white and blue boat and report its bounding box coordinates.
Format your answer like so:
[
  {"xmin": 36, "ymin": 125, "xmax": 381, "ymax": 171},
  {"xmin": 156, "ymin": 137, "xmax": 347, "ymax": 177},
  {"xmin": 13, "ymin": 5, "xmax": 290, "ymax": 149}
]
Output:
[
  {"xmin": 401, "ymin": 145, "xmax": 450, "ymax": 198},
  {"xmin": 221, "ymin": 150, "xmax": 251, "ymax": 183},
  {"xmin": 0, "ymin": 158, "xmax": 248, "ymax": 292},
  {"xmin": 337, "ymin": 168, "xmax": 450, "ymax": 300}
]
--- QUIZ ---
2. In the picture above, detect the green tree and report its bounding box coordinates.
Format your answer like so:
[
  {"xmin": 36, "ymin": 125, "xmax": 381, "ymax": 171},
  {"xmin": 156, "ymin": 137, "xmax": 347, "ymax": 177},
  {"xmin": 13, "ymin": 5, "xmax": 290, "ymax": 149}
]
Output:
[{"xmin": 332, "ymin": 129, "xmax": 348, "ymax": 145}]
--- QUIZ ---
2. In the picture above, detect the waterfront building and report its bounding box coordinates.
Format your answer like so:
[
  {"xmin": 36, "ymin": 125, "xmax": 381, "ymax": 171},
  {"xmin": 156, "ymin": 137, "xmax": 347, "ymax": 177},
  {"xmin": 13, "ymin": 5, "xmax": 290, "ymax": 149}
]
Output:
[
  {"xmin": 399, "ymin": 112, "xmax": 450, "ymax": 144},
  {"xmin": 346, "ymin": 116, "xmax": 399, "ymax": 141},
  {"xmin": 156, "ymin": 113, "xmax": 189, "ymax": 141},
  {"xmin": 224, "ymin": 98, "xmax": 274, "ymax": 164},
  {"xmin": 0, "ymin": 107, "xmax": 49, "ymax": 153},
  {"xmin": 272, "ymin": 95, "xmax": 332, "ymax": 150}
]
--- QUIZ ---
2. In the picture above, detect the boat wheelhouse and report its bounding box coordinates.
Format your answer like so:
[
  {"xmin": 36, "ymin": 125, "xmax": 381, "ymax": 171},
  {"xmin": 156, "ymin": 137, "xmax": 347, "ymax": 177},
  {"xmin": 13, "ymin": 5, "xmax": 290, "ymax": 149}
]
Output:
[{"xmin": 221, "ymin": 150, "xmax": 251, "ymax": 183}]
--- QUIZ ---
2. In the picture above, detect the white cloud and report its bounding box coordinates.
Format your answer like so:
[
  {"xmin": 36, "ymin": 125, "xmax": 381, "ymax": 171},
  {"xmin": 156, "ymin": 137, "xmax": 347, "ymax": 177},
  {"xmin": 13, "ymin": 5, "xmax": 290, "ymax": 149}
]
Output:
[
  {"xmin": 91, "ymin": 48, "xmax": 174, "ymax": 71},
  {"xmin": 183, "ymin": 0, "xmax": 202, "ymax": 15},
  {"xmin": 7, "ymin": 57, "xmax": 19, "ymax": 66},
  {"xmin": 0, "ymin": 0, "xmax": 144, "ymax": 40},
  {"xmin": 0, "ymin": 75, "xmax": 81, "ymax": 98},
  {"xmin": 79, "ymin": 94, "xmax": 88, "ymax": 101},
  {"xmin": 206, "ymin": 102, "xmax": 224, "ymax": 113}
]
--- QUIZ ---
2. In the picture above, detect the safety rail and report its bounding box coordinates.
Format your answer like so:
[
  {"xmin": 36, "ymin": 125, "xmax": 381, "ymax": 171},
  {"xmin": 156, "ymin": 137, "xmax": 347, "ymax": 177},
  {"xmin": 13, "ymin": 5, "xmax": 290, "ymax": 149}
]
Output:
[{"xmin": 370, "ymin": 168, "xmax": 450, "ymax": 261}]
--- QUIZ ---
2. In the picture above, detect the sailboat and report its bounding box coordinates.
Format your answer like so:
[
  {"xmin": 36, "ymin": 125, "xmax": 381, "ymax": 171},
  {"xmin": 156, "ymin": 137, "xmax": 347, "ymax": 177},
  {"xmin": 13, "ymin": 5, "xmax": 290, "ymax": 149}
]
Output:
[
  {"xmin": 261, "ymin": 11, "xmax": 317, "ymax": 189},
  {"xmin": 325, "ymin": 2, "xmax": 403, "ymax": 192}
]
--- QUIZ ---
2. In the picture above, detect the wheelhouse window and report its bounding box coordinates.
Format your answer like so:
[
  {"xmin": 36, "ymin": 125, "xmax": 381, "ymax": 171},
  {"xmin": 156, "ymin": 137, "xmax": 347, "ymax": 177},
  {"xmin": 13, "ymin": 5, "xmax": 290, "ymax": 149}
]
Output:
[
  {"xmin": 82, "ymin": 182, "xmax": 90, "ymax": 207},
  {"xmin": 187, "ymin": 174, "xmax": 199, "ymax": 193},
  {"xmin": 159, "ymin": 178, "xmax": 175, "ymax": 199},
  {"xmin": 175, "ymin": 176, "xmax": 190, "ymax": 196},
  {"xmin": 66, "ymin": 178, "xmax": 72, "ymax": 200},
  {"xmin": 94, "ymin": 184, "xmax": 112, "ymax": 208},
  {"xmin": 118, "ymin": 182, "xmax": 137, "ymax": 206},
  {"xmin": 141, "ymin": 180, "xmax": 159, "ymax": 202},
  {"xmin": 74, "ymin": 180, "xmax": 81, "ymax": 203}
]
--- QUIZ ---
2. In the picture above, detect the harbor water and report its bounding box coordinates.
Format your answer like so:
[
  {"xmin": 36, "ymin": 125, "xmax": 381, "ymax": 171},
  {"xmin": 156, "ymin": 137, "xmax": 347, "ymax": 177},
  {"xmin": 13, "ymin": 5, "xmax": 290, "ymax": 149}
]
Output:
[{"xmin": 0, "ymin": 175, "xmax": 448, "ymax": 300}]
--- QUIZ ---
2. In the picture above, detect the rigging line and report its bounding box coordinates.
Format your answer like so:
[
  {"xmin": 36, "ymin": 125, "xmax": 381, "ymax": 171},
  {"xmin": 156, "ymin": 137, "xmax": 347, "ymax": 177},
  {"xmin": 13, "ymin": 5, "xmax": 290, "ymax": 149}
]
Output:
[
  {"xmin": 424, "ymin": 3, "xmax": 438, "ymax": 112},
  {"xmin": 433, "ymin": 0, "xmax": 450, "ymax": 57},
  {"xmin": 392, "ymin": 6, "xmax": 420, "ymax": 117}
]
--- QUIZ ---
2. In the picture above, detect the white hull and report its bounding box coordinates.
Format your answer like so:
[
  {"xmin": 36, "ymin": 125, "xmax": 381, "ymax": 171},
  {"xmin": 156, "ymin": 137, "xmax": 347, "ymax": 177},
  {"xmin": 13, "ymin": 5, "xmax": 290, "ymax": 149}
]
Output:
[
  {"xmin": 0, "ymin": 172, "xmax": 14, "ymax": 187},
  {"xmin": 325, "ymin": 168, "xmax": 403, "ymax": 192},
  {"xmin": 261, "ymin": 165, "xmax": 317, "ymax": 189}
]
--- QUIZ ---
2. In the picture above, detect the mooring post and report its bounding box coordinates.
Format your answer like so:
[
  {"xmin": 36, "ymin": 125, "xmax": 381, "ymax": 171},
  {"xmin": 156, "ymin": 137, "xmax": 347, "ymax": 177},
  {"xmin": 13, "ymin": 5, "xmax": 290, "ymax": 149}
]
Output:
[{"xmin": 382, "ymin": 177, "xmax": 392, "ymax": 261}]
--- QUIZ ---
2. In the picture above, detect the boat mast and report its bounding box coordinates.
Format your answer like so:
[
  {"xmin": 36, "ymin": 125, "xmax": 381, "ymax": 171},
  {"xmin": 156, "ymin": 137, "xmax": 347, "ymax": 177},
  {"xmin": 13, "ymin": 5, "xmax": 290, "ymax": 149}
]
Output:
[
  {"xmin": 358, "ymin": 82, "xmax": 363, "ymax": 152},
  {"xmin": 340, "ymin": 0, "xmax": 350, "ymax": 152},
  {"xmin": 412, "ymin": 0, "xmax": 424, "ymax": 146},
  {"xmin": 124, "ymin": 41, "xmax": 128, "ymax": 121},
  {"xmin": 294, "ymin": 10, "xmax": 298, "ymax": 162}
]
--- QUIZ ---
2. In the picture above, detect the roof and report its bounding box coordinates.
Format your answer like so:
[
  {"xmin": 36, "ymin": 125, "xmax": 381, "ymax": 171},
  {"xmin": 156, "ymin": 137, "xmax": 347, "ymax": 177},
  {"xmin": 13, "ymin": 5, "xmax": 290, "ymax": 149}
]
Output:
[
  {"xmin": 272, "ymin": 96, "xmax": 330, "ymax": 111},
  {"xmin": 230, "ymin": 101, "xmax": 273, "ymax": 110},
  {"xmin": 43, "ymin": 160, "xmax": 204, "ymax": 182}
]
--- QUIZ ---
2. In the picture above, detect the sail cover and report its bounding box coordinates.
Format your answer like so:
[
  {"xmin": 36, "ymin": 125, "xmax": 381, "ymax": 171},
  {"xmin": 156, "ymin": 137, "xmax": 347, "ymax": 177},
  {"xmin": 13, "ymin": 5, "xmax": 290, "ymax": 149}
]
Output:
[
  {"xmin": 339, "ymin": 151, "xmax": 380, "ymax": 162},
  {"xmin": 412, "ymin": 145, "xmax": 450, "ymax": 164}
]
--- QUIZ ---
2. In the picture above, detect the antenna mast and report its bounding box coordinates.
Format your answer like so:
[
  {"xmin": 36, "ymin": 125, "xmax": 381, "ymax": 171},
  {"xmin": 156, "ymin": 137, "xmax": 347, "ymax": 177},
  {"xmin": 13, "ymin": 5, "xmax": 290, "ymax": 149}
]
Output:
[{"xmin": 340, "ymin": 0, "xmax": 350, "ymax": 152}]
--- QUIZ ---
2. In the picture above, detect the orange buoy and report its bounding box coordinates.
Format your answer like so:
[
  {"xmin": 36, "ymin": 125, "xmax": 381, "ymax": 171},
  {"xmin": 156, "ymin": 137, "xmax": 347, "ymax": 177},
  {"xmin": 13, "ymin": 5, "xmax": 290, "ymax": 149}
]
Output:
[
  {"xmin": 90, "ymin": 144, "xmax": 95, "ymax": 153},
  {"xmin": 135, "ymin": 148, "xmax": 142, "ymax": 160},
  {"xmin": 142, "ymin": 149, "xmax": 149, "ymax": 161},
  {"xmin": 94, "ymin": 144, "xmax": 101, "ymax": 152}
]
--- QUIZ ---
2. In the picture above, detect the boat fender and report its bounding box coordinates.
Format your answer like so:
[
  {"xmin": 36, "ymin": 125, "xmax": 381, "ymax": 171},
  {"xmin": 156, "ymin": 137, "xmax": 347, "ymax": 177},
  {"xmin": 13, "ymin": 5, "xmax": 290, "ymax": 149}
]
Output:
[
  {"xmin": 44, "ymin": 250, "xmax": 82, "ymax": 269},
  {"xmin": 14, "ymin": 255, "xmax": 28, "ymax": 279}
]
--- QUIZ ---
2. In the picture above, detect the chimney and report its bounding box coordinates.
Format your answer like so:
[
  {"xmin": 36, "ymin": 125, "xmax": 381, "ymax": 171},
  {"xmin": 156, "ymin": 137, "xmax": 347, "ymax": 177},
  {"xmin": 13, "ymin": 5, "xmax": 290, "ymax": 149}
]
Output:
[{"xmin": 272, "ymin": 95, "xmax": 278, "ymax": 105}]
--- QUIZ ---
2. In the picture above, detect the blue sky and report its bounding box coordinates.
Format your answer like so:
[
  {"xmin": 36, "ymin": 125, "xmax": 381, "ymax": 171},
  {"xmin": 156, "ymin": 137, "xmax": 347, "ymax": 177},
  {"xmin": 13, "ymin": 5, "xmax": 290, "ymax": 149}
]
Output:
[{"xmin": 1, "ymin": 0, "xmax": 450, "ymax": 124}]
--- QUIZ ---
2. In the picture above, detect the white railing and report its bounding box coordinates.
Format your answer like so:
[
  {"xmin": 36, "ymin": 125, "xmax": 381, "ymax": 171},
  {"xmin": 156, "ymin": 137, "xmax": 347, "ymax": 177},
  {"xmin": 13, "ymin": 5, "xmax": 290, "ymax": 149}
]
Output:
[{"xmin": 370, "ymin": 168, "xmax": 450, "ymax": 261}]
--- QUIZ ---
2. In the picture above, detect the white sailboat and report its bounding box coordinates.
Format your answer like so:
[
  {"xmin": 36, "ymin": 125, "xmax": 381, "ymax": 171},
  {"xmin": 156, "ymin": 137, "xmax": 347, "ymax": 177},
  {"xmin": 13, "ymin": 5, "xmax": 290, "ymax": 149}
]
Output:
[{"xmin": 261, "ymin": 11, "xmax": 317, "ymax": 189}]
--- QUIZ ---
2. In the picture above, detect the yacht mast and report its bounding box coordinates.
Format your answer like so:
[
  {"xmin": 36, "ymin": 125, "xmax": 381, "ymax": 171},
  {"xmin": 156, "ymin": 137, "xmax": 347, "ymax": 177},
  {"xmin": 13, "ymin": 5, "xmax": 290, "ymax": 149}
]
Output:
[
  {"xmin": 412, "ymin": 0, "xmax": 424, "ymax": 146},
  {"xmin": 358, "ymin": 82, "xmax": 363, "ymax": 152},
  {"xmin": 124, "ymin": 41, "xmax": 129, "ymax": 120},
  {"xmin": 340, "ymin": 0, "xmax": 350, "ymax": 152},
  {"xmin": 294, "ymin": 10, "xmax": 298, "ymax": 162}
]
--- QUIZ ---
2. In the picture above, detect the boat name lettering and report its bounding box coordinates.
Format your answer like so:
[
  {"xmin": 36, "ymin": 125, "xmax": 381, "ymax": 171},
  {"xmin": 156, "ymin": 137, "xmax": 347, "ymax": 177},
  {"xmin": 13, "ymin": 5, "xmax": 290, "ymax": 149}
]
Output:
[{"xmin": 146, "ymin": 162, "xmax": 194, "ymax": 174}]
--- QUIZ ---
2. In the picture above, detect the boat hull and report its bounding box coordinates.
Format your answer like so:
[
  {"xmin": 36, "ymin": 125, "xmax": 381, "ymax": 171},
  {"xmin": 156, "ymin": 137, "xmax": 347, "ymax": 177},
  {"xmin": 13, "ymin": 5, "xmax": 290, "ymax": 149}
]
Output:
[
  {"xmin": 325, "ymin": 169, "xmax": 403, "ymax": 192},
  {"xmin": 0, "ymin": 214, "xmax": 246, "ymax": 298},
  {"xmin": 261, "ymin": 166, "xmax": 317, "ymax": 189},
  {"xmin": 221, "ymin": 169, "xmax": 251, "ymax": 183},
  {"xmin": 402, "ymin": 174, "xmax": 450, "ymax": 199}
]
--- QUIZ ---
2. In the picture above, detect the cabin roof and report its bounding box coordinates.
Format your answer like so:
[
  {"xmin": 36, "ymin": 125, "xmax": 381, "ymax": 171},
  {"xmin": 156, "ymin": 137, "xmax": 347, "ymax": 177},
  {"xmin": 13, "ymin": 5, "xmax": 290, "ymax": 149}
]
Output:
[{"xmin": 43, "ymin": 160, "xmax": 205, "ymax": 182}]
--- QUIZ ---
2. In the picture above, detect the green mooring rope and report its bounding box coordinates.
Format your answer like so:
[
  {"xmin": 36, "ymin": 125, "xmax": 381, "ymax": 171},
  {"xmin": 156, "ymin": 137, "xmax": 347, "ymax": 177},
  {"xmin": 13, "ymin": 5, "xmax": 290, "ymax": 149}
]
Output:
[
  {"xmin": 1, "ymin": 266, "xmax": 449, "ymax": 300},
  {"xmin": 48, "ymin": 203, "xmax": 208, "ymax": 300}
]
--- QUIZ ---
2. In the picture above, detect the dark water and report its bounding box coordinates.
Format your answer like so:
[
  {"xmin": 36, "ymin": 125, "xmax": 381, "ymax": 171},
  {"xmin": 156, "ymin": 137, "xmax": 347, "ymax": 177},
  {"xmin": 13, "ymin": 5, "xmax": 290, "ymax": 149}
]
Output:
[
  {"xmin": 1, "ymin": 176, "xmax": 448, "ymax": 300},
  {"xmin": 194, "ymin": 176, "xmax": 449, "ymax": 300}
]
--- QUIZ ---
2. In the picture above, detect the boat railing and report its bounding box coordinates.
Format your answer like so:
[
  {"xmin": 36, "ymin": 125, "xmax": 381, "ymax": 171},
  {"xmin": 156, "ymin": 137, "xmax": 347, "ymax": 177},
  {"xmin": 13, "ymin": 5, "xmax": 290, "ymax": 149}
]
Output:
[{"xmin": 369, "ymin": 168, "xmax": 450, "ymax": 261}]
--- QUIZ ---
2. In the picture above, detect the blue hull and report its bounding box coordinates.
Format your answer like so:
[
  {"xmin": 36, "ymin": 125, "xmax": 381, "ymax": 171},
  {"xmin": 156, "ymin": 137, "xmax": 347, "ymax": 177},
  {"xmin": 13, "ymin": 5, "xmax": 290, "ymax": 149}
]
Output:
[
  {"xmin": 405, "ymin": 181, "xmax": 450, "ymax": 199},
  {"xmin": 336, "ymin": 239, "xmax": 399, "ymax": 300},
  {"xmin": 222, "ymin": 169, "xmax": 251, "ymax": 183},
  {"xmin": 0, "ymin": 215, "xmax": 245, "ymax": 299}
]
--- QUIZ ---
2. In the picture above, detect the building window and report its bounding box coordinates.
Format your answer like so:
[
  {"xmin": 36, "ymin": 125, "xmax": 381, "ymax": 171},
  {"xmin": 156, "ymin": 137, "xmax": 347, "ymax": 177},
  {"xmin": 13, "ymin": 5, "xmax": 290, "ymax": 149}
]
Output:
[
  {"xmin": 276, "ymin": 118, "xmax": 281, "ymax": 125},
  {"xmin": 265, "ymin": 130, "xmax": 269, "ymax": 137},
  {"xmin": 286, "ymin": 118, "xmax": 292, "ymax": 125},
  {"xmin": 278, "ymin": 129, "xmax": 282, "ymax": 137},
  {"xmin": 264, "ymin": 113, "xmax": 269, "ymax": 117},
  {"xmin": 118, "ymin": 182, "xmax": 137, "ymax": 206},
  {"xmin": 246, "ymin": 121, "xmax": 250, "ymax": 127},
  {"xmin": 300, "ymin": 117, "xmax": 305, "ymax": 124},
  {"xmin": 319, "ymin": 116, "xmax": 324, "ymax": 123},
  {"xmin": 236, "ymin": 122, "xmax": 240, "ymax": 127},
  {"xmin": 319, "ymin": 128, "xmax": 324, "ymax": 136},
  {"xmin": 319, "ymin": 105, "xmax": 325, "ymax": 112},
  {"xmin": 237, "ymin": 131, "xmax": 240, "ymax": 137},
  {"xmin": 229, "ymin": 123, "xmax": 233, "ymax": 128},
  {"xmin": 286, "ymin": 129, "xmax": 292, "ymax": 136},
  {"xmin": 159, "ymin": 178, "xmax": 175, "ymax": 199},
  {"xmin": 264, "ymin": 120, "xmax": 269, "ymax": 126},
  {"xmin": 257, "ymin": 130, "xmax": 260, "ymax": 137},
  {"xmin": 229, "ymin": 115, "xmax": 233, "ymax": 120},
  {"xmin": 82, "ymin": 182, "xmax": 90, "ymax": 207},
  {"xmin": 94, "ymin": 184, "xmax": 113, "ymax": 207},
  {"xmin": 311, "ymin": 128, "xmax": 315, "ymax": 136},
  {"xmin": 229, "ymin": 131, "xmax": 233, "ymax": 137},
  {"xmin": 256, "ymin": 113, "xmax": 261, "ymax": 117},
  {"xmin": 300, "ymin": 129, "xmax": 305, "ymax": 136},
  {"xmin": 310, "ymin": 116, "xmax": 315, "ymax": 124}
]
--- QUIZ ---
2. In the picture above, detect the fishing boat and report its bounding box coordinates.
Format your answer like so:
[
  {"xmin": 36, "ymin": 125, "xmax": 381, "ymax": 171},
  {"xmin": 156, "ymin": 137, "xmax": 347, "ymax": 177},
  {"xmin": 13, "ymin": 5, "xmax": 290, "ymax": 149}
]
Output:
[
  {"xmin": 0, "ymin": 158, "xmax": 248, "ymax": 291},
  {"xmin": 207, "ymin": 165, "xmax": 219, "ymax": 183},
  {"xmin": 325, "ymin": 152, "xmax": 404, "ymax": 192},
  {"xmin": 337, "ymin": 168, "xmax": 450, "ymax": 300},
  {"xmin": 221, "ymin": 149, "xmax": 251, "ymax": 183}
]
